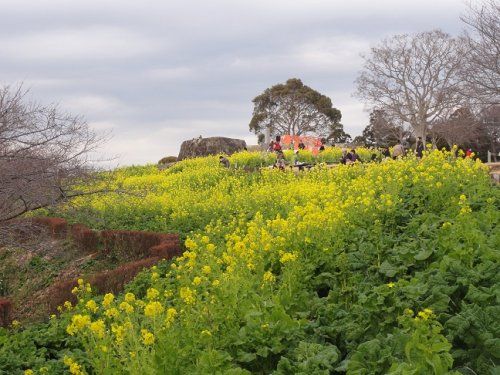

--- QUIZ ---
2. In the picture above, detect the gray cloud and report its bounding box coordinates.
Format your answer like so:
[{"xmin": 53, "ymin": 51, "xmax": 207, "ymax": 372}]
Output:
[{"xmin": 1, "ymin": 0, "xmax": 466, "ymax": 165}]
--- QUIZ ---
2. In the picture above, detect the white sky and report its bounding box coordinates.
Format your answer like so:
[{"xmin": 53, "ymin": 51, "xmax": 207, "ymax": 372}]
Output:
[{"xmin": 0, "ymin": 0, "xmax": 467, "ymax": 165}]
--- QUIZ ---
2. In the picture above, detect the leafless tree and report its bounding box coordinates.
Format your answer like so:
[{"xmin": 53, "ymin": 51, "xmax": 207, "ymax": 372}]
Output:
[
  {"xmin": 460, "ymin": 0, "xmax": 500, "ymax": 104},
  {"xmin": 355, "ymin": 30, "xmax": 468, "ymax": 140},
  {"xmin": 430, "ymin": 107, "xmax": 481, "ymax": 148},
  {"xmin": 0, "ymin": 84, "xmax": 107, "ymax": 231}
]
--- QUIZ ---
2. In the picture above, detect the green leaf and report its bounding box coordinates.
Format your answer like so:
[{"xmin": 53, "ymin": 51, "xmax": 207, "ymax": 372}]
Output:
[
  {"xmin": 414, "ymin": 248, "xmax": 433, "ymax": 261},
  {"xmin": 379, "ymin": 261, "xmax": 398, "ymax": 277}
]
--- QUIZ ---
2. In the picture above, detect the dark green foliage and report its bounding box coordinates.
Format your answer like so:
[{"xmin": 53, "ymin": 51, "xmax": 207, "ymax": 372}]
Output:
[{"xmin": 249, "ymin": 78, "xmax": 350, "ymax": 141}]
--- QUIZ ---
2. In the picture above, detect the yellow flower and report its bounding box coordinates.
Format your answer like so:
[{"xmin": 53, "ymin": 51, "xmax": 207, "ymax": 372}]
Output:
[
  {"xmin": 119, "ymin": 301, "xmax": 134, "ymax": 314},
  {"xmin": 63, "ymin": 356, "xmax": 85, "ymax": 375},
  {"xmin": 64, "ymin": 301, "xmax": 73, "ymax": 310},
  {"xmin": 280, "ymin": 252, "xmax": 298, "ymax": 264},
  {"xmin": 262, "ymin": 271, "xmax": 276, "ymax": 283},
  {"xmin": 124, "ymin": 292, "xmax": 136, "ymax": 303},
  {"xmin": 104, "ymin": 307, "xmax": 119, "ymax": 319},
  {"xmin": 66, "ymin": 314, "xmax": 91, "ymax": 335},
  {"xmin": 206, "ymin": 244, "xmax": 216, "ymax": 252},
  {"xmin": 11, "ymin": 320, "xmax": 21, "ymax": 328},
  {"xmin": 416, "ymin": 308, "xmax": 434, "ymax": 321},
  {"xmin": 77, "ymin": 278, "xmax": 84, "ymax": 286},
  {"xmin": 185, "ymin": 238, "xmax": 197, "ymax": 250},
  {"xmin": 141, "ymin": 329, "xmax": 155, "ymax": 345},
  {"xmin": 460, "ymin": 206, "xmax": 472, "ymax": 214},
  {"xmin": 90, "ymin": 319, "xmax": 106, "ymax": 338},
  {"xmin": 129, "ymin": 351, "xmax": 137, "ymax": 358},
  {"xmin": 85, "ymin": 300, "xmax": 98, "ymax": 313},
  {"xmin": 101, "ymin": 345, "xmax": 108, "ymax": 353},
  {"xmin": 102, "ymin": 293, "xmax": 114, "ymax": 308},
  {"xmin": 192, "ymin": 276, "xmax": 202, "ymax": 286},
  {"xmin": 144, "ymin": 301, "xmax": 164, "ymax": 317},
  {"xmin": 180, "ymin": 287, "xmax": 196, "ymax": 305},
  {"xmin": 165, "ymin": 307, "xmax": 177, "ymax": 327},
  {"xmin": 387, "ymin": 282, "xmax": 395, "ymax": 288},
  {"xmin": 112, "ymin": 324, "xmax": 126, "ymax": 345},
  {"xmin": 71, "ymin": 287, "xmax": 79, "ymax": 295},
  {"xmin": 146, "ymin": 288, "xmax": 160, "ymax": 300},
  {"xmin": 212, "ymin": 279, "xmax": 220, "ymax": 287},
  {"xmin": 151, "ymin": 272, "xmax": 159, "ymax": 281},
  {"xmin": 164, "ymin": 290, "xmax": 173, "ymax": 298},
  {"xmin": 24, "ymin": 370, "xmax": 34, "ymax": 375},
  {"xmin": 202, "ymin": 265, "xmax": 211, "ymax": 274}
]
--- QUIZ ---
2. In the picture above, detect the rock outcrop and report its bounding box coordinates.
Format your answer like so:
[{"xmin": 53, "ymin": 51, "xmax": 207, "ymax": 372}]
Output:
[{"xmin": 177, "ymin": 136, "xmax": 246, "ymax": 160}]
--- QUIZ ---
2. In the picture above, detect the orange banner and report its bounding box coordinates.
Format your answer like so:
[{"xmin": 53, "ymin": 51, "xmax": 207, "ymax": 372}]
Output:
[{"xmin": 281, "ymin": 135, "xmax": 322, "ymax": 151}]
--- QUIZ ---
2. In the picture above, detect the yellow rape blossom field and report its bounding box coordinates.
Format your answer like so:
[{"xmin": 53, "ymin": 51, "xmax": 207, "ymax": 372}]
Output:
[{"xmin": 1, "ymin": 149, "xmax": 499, "ymax": 375}]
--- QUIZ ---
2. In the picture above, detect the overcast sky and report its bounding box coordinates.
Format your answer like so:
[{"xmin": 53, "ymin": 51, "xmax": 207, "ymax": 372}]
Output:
[{"xmin": 1, "ymin": 0, "xmax": 468, "ymax": 165}]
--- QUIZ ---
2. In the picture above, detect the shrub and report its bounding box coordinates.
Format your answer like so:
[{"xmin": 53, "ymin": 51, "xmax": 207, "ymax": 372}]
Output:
[{"xmin": 70, "ymin": 224, "xmax": 99, "ymax": 253}]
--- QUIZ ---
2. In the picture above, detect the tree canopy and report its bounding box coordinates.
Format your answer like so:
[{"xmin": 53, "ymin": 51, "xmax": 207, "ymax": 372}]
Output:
[{"xmin": 249, "ymin": 78, "xmax": 349, "ymax": 142}]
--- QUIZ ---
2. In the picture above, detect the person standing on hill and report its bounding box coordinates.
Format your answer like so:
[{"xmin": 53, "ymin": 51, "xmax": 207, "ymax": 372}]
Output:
[{"xmin": 415, "ymin": 137, "xmax": 424, "ymax": 158}]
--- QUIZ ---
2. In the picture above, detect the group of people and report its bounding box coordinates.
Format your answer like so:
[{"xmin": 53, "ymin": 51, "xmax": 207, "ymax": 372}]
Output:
[{"xmin": 219, "ymin": 135, "xmax": 474, "ymax": 170}]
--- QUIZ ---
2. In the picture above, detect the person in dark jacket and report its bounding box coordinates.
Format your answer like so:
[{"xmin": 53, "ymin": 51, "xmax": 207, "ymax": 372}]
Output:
[
  {"xmin": 350, "ymin": 149, "xmax": 359, "ymax": 162},
  {"xmin": 219, "ymin": 155, "xmax": 230, "ymax": 168},
  {"xmin": 415, "ymin": 137, "xmax": 424, "ymax": 158}
]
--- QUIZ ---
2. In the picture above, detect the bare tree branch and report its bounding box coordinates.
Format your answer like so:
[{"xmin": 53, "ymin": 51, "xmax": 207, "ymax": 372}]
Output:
[
  {"xmin": 0, "ymin": 84, "xmax": 109, "ymax": 224},
  {"xmin": 354, "ymin": 30, "xmax": 468, "ymax": 140}
]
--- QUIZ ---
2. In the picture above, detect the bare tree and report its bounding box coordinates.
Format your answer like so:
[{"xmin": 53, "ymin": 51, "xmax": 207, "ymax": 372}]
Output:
[
  {"xmin": 355, "ymin": 30, "xmax": 468, "ymax": 140},
  {"xmin": 461, "ymin": 0, "xmax": 500, "ymax": 104},
  {"xmin": 0, "ymin": 85, "xmax": 107, "ymax": 226},
  {"xmin": 430, "ymin": 107, "xmax": 480, "ymax": 148}
]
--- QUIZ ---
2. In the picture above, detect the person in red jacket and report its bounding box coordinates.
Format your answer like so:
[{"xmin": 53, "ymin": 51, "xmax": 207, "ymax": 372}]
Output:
[{"xmin": 272, "ymin": 135, "xmax": 282, "ymax": 152}]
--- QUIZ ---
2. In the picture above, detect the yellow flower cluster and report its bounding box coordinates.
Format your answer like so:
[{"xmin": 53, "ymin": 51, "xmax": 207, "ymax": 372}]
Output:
[
  {"xmin": 141, "ymin": 329, "xmax": 155, "ymax": 345},
  {"xmin": 102, "ymin": 293, "xmax": 114, "ymax": 307},
  {"xmin": 63, "ymin": 356, "xmax": 85, "ymax": 375},
  {"xmin": 416, "ymin": 308, "xmax": 434, "ymax": 321},
  {"xmin": 59, "ymin": 149, "xmax": 492, "ymax": 372},
  {"xmin": 146, "ymin": 288, "xmax": 160, "ymax": 300},
  {"xmin": 66, "ymin": 314, "xmax": 91, "ymax": 335},
  {"xmin": 180, "ymin": 287, "xmax": 196, "ymax": 305},
  {"xmin": 279, "ymin": 252, "xmax": 298, "ymax": 264},
  {"xmin": 144, "ymin": 301, "xmax": 164, "ymax": 317}
]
